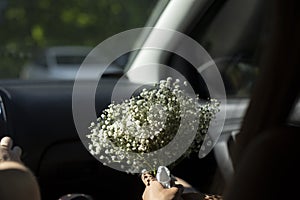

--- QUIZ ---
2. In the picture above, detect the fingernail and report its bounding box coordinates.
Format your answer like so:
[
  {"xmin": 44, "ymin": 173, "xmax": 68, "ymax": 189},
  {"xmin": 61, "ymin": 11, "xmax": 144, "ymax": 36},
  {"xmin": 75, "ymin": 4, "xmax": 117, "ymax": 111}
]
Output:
[{"xmin": 0, "ymin": 137, "xmax": 12, "ymax": 149}]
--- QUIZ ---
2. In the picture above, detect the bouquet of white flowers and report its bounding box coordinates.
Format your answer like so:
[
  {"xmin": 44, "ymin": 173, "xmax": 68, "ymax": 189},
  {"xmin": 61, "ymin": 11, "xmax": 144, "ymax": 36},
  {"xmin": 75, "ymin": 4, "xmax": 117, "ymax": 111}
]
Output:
[{"xmin": 86, "ymin": 77, "xmax": 220, "ymax": 175}]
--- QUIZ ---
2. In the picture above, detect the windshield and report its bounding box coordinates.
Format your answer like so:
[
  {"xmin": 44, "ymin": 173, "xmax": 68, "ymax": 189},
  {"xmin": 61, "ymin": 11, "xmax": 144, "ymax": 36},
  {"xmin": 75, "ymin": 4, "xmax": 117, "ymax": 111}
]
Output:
[
  {"xmin": 0, "ymin": 0, "xmax": 160, "ymax": 80},
  {"xmin": 56, "ymin": 56, "xmax": 87, "ymax": 66}
]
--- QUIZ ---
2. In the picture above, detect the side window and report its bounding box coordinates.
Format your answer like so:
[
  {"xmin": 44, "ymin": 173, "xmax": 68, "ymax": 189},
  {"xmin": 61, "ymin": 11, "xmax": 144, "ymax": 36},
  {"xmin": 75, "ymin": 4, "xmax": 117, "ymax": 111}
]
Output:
[
  {"xmin": 191, "ymin": 0, "xmax": 265, "ymax": 98},
  {"xmin": 221, "ymin": 61, "xmax": 259, "ymax": 97}
]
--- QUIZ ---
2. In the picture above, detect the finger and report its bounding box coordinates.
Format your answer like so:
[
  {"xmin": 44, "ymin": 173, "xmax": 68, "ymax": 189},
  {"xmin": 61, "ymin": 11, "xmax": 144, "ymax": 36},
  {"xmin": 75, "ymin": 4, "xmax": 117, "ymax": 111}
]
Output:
[
  {"xmin": 141, "ymin": 172, "xmax": 156, "ymax": 186},
  {"xmin": 12, "ymin": 146, "xmax": 22, "ymax": 157},
  {"xmin": 173, "ymin": 176, "xmax": 193, "ymax": 188},
  {"xmin": 204, "ymin": 194, "xmax": 223, "ymax": 200},
  {"xmin": 0, "ymin": 136, "xmax": 13, "ymax": 149},
  {"xmin": 168, "ymin": 186, "xmax": 179, "ymax": 193},
  {"xmin": 0, "ymin": 148, "xmax": 10, "ymax": 161}
]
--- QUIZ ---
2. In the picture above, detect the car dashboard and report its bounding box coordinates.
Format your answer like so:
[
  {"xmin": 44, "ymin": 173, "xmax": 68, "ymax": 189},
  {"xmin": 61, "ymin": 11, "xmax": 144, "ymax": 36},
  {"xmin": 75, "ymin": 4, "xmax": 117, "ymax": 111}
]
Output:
[{"xmin": 0, "ymin": 78, "xmax": 254, "ymax": 200}]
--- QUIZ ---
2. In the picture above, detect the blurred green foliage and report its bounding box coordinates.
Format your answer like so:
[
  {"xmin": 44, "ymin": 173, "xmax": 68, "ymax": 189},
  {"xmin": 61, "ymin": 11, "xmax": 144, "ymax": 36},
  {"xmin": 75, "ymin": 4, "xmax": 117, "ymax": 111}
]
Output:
[{"xmin": 0, "ymin": 0, "xmax": 157, "ymax": 79}]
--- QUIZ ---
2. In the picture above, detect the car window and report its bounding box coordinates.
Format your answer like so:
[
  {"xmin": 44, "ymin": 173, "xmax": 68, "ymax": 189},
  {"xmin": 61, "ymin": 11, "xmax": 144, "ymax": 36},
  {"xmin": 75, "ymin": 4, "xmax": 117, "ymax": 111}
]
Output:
[
  {"xmin": 192, "ymin": 0, "xmax": 265, "ymax": 98},
  {"xmin": 56, "ymin": 55, "xmax": 87, "ymax": 66},
  {"xmin": 0, "ymin": 0, "xmax": 159, "ymax": 80},
  {"xmin": 123, "ymin": 0, "xmax": 264, "ymax": 100}
]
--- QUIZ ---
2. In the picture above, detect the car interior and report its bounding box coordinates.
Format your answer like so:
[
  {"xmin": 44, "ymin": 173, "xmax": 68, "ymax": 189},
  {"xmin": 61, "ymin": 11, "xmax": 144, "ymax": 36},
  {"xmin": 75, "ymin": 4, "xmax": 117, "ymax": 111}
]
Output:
[
  {"xmin": 223, "ymin": 0, "xmax": 300, "ymax": 199},
  {"xmin": 0, "ymin": 0, "xmax": 299, "ymax": 200}
]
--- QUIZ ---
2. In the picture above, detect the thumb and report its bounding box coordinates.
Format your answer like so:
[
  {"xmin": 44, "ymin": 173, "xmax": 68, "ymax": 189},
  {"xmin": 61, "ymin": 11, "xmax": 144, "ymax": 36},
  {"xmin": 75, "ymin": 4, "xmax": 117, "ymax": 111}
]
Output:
[
  {"xmin": 0, "ymin": 136, "xmax": 13, "ymax": 149},
  {"xmin": 167, "ymin": 187, "xmax": 179, "ymax": 193}
]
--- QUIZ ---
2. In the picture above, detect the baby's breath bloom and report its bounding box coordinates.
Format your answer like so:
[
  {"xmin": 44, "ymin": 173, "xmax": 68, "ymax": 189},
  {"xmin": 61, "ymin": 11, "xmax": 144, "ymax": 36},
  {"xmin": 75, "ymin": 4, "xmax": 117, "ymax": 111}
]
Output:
[{"xmin": 86, "ymin": 77, "xmax": 220, "ymax": 174}]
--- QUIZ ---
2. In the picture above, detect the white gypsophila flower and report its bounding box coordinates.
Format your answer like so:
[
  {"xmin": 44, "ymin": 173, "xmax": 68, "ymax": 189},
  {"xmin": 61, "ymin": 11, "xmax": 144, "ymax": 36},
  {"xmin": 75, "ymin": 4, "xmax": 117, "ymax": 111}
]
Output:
[{"xmin": 86, "ymin": 77, "xmax": 220, "ymax": 175}]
